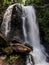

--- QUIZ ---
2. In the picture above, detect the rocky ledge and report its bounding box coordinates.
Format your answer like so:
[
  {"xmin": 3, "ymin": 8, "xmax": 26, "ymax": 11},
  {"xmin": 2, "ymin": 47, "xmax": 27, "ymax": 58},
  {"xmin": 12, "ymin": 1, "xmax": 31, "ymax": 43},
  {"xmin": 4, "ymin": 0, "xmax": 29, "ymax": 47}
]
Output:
[{"xmin": 0, "ymin": 33, "xmax": 32, "ymax": 65}]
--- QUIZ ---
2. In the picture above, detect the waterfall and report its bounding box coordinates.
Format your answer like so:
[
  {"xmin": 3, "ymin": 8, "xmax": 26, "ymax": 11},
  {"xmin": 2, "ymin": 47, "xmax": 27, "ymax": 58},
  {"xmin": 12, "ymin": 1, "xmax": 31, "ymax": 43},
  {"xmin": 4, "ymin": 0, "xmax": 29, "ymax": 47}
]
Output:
[
  {"xmin": 1, "ymin": 4, "xmax": 16, "ymax": 36},
  {"xmin": 1, "ymin": 3, "xmax": 49, "ymax": 65},
  {"xmin": 22, "ymin": 6, "xmax": 29, "ymax": 43},
  {"xmin": 22, "ymin": 17, "xmax": 28, "ymax": 43},
  {"xmin": 22, "ymin": 5, "xmax": 49, "ymax": 65}
]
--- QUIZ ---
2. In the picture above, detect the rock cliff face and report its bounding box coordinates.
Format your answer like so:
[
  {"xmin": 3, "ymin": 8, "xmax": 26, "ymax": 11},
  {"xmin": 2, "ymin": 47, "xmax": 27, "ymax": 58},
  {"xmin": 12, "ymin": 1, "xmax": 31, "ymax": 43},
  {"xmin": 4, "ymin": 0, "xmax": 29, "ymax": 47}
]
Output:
[
  {"xmin": 8, "ymin": 5, "xmax": 23, "ymax": 42},
  {"xmin": 0, "ymin": 32, "xmax": 32, "ymax": 65},
  {"xmin": 1, "ymin": 4, "xmax": 24, "ymax": 43}
]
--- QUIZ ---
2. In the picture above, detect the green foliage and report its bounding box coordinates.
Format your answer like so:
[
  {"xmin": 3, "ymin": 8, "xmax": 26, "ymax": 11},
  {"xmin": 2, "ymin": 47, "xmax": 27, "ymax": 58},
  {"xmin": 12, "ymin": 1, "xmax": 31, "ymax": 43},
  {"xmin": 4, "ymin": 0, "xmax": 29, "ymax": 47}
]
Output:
[
  {"xmin": 17, "ymin": 0, "xmax": 23, "ymax": 4},
  {"xmin": 1, "ymin": 55, "xmax": 21, "ymax": 63},
  {"xmin": 3, "ymin": 0, "xmax": 12, "ymax": 5},
  {"xmin": 8, "ymin": 55, "xmax": 21, "ymax": 62},
  {"xmin": 25, "ymin": 0, "xmax": 30, "ymax": 5}
]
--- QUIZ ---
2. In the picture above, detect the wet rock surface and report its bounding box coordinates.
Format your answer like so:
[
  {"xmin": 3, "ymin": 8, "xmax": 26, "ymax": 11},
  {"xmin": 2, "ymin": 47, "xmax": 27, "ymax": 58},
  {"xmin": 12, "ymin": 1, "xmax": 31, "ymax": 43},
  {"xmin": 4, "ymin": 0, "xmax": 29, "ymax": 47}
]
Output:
[
  {"xmin": 0, "ymin": 33, "xmax": 32, "ymax": 65},
  {"xmin": 0, "ymin": 4, "xmax": 24, "ymax": 43}
]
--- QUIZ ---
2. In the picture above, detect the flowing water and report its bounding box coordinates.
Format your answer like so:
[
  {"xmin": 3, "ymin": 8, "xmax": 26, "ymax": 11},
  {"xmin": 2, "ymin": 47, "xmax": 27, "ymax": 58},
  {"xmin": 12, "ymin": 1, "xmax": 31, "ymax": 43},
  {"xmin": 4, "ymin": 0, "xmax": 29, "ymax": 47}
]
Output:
[
  {"xmin": 22, "ymin": 5, "xmax": 49, "ymax": 65},
  {"xmin": 1, "ymin": 4, "xmax": 16, "ymax": 36},
  {"xmin": 1, "ymin": 3, "xmax": 49, "ymax": 65}
]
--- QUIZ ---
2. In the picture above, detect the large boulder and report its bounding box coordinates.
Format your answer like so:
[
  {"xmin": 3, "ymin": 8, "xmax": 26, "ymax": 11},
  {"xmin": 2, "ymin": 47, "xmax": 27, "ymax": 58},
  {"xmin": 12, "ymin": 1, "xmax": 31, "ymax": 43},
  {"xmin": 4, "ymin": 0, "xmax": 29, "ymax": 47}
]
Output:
[
  {"xmin": 1, "ymin": 4, "xmax": 24, "ymax": 43},
  {"xmin": 0, "ymin": 33, "xmax": 32, "ymax": 65},
  {"xmin": 0, "ymin": 33, "xmax": 32, "ymax": 55}
]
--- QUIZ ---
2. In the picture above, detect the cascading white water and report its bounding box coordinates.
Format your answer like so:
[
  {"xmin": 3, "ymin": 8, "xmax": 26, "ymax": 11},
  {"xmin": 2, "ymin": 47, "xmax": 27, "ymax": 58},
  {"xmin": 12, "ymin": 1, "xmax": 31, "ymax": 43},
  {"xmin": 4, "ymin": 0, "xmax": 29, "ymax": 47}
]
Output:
[
  {"xmin": 1, "ymin": 4, "xmax": 16, "ymax": 36},
  {"xmin": 1, "ymin": 3, "xmax": 21, "ymax": 36},
  {"xmin": 22, "ymin": 17, "xmax": 28, "ymax": 43},
  {"xmin": 22, "ymin": 5, "xmax": 49, "ymax": 65},
  {"xmin": 1, "ymin": 3, "xmax": 49, "ymax": 65},
  {"xmin": 22, "ymin": 7, "xmax": 29, "ymax": 43}
]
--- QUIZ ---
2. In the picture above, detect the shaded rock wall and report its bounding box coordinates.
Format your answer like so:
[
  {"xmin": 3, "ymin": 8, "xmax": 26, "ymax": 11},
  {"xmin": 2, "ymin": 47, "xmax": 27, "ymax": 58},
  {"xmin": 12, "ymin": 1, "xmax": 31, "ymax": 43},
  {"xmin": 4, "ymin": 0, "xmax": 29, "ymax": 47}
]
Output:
[{"xmin": 0, "ymin": 4, "xmax": 24, "ymax": 43}]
